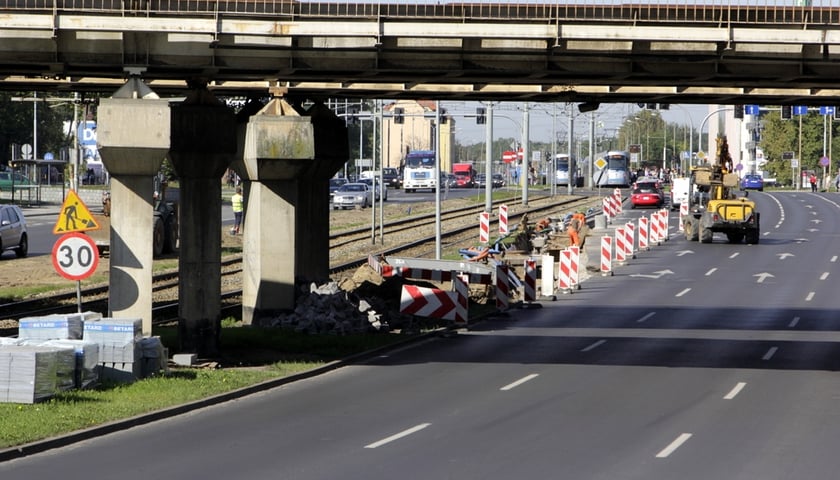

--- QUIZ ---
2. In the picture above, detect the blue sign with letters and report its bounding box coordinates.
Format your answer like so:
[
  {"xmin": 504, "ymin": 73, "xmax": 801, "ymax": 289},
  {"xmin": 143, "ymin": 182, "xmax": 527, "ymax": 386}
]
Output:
[
  {"xmin": 820, "ymin": 106, "xmax": 836, "ymax": 116},
  {"xmin": 77, "ymin": 121, "xmax": 96, "ymax": 146},
  {"xmin": 794, "ymin": 106, "xmax": 808, "ymax": 115}
]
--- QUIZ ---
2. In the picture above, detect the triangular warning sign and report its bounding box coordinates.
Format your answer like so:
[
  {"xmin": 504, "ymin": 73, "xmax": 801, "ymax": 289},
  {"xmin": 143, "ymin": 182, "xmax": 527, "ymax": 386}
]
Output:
[{"xmin": 53, "ymin": 190, "xmax": 101, "ymax": 234}]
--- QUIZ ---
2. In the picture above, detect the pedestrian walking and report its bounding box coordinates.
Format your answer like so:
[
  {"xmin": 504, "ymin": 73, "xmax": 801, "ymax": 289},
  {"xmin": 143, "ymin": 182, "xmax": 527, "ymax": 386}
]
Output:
[
  {"xmin": 809, "ymin": 173, "xmax": 818, "ymax": 192},
  {"xmin": 230, "ymin": 186, "xmax": 244, "ymax": 235}
]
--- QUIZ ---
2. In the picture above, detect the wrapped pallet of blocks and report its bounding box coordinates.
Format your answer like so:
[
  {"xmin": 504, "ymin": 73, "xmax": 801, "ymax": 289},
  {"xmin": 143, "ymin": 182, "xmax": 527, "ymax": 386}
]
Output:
[
  {"xmin": 40, "ymin": 340, "xmax": 100, "ymax": 389},
  {"xmin": 84, "ymin": 318, "xmax": 143, "ymax": 383},
  {"xmin": 18, "ymin": 313, "xmax": 85, "ymax": 341},
  {"xmin": 0, "ymin": 345, "xmax": 76, "ymax": 404}
]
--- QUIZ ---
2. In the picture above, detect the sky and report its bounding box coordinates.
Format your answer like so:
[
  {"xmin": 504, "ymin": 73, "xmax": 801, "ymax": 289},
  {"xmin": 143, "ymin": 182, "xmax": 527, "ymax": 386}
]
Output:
[{"xmin": 446, "ymin": 101, "xmax": 710, "ymax": 145}]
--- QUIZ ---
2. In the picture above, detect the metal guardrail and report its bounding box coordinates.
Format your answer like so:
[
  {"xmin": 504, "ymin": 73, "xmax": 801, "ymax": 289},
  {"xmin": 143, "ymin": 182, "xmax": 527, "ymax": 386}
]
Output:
[{"xmin": 0, "ymin": 1, "xmax": 835, "ymax": 26}]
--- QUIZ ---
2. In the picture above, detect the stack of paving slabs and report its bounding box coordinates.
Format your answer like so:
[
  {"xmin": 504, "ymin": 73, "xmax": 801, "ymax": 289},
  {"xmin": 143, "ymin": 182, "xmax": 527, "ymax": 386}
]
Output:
[
  {"xmin": 39, "ymin": 340, "xmax": 100, "ymax": 389},
  {"xmin": 0, "ymin": 345, "xmax": 76, "ymax": 403},
  {"xmin": 18, "ymin": 313, "xmax": 85, "ymax": 341},
  {"xmin": 83, "ymin": 318, "xmax": 143, "ymax": 382}
]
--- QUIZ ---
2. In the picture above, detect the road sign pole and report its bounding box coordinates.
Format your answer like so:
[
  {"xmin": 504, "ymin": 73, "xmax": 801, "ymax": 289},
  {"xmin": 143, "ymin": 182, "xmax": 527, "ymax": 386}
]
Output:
[{"xmin": 76, "ymin": 280, "xmax": 82, "ymax": 313}]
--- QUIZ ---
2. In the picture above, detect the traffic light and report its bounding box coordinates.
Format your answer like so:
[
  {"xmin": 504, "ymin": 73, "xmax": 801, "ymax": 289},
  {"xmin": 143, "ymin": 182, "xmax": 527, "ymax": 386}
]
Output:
[
  {"xmin": 734, "ymin": 105, "xmax": 744, "ymax": 119},
  {"xmin": 658, "ymin": 104, "xmax": 670, "ymax": 110},
  {"xmin": 781, "ymin": 105, "xmax": 792, "ymax": 120},
  {"xmin": 476, "ymin": 107, "xmax": 486, "ymax": 125},
  {"xmin": 440, "ymin": 107, "xmax": 448, "ymax": 124}
]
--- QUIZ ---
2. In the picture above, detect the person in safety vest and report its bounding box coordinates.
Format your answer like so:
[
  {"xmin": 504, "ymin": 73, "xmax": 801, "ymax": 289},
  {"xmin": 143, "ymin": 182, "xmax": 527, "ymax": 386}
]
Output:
[
  {"xmin": 567, "ymin": 211, "xmax": 586, "ymax": 247},
  {"xmin": 231, "ymin": 187, "xmax": 244, "ymax": 235}
]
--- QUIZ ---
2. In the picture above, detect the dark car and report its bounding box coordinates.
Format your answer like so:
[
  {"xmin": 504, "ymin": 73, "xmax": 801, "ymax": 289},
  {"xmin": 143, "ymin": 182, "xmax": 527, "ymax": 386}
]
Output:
[
  {"xmin": 740, "ymin": 174, "xmax": 764, "ymax": 191},
  {"xmin": 491, "ymin": 173, "xmax": 505, "ymax": 188},
  {"xmin": 630, "ymin": 186, "xmax": 664, "ymax": 209},
  {"xmin": 475, "ymin": 173, "xmax": 488, "ymax": 188},
  {"xmin": 382, "ymin": 168, "xmax": 401, "ymax": 188}
]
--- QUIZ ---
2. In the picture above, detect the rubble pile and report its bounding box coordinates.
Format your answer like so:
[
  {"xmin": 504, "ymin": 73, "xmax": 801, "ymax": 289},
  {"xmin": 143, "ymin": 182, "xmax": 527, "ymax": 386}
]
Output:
[{"xmin": 261, "ymin": 265, "xmax": 434, "ymax": 335}]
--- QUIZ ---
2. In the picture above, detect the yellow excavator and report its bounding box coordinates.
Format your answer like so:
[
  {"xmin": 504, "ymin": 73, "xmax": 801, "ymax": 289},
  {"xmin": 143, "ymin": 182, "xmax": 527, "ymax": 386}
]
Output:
[{"xmin": 682, "ymin": 135, "xmax": 760, "ymax": 244}]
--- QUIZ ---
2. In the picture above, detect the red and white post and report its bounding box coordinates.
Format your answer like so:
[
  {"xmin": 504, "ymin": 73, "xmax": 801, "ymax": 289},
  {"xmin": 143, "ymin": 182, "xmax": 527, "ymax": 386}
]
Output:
[
  {"xmin": 600, "ymin": 236, "xmax": 613, "ymax": 276},
  {"xmin": 479, "ymin": 211, "xmax": 490, "ymax": 244},
  {"xmin": 498, "ymin": 204, "xmax": 509, "ymax": 235}
]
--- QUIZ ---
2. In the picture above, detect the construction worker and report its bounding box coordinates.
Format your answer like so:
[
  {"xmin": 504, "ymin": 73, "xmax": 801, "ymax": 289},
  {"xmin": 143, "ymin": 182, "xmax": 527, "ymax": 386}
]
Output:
[
  {"xmin": 567, "ymin": 210, "xmax": 586, "ymax": 247},
  {"xmin": 230, "ymin": 186, "xmax": 244, "ymax": 235}
]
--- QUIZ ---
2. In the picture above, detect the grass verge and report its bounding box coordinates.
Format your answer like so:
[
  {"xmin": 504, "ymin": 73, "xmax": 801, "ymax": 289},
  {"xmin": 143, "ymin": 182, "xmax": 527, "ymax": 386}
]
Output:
[{"xmin": 0, "ymin": 322, "xmax": 417, "ymax": 450}]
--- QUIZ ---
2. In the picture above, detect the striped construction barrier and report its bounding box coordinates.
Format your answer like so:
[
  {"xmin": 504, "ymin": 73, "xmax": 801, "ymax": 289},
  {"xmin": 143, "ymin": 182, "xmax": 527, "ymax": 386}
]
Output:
[
  {"xmin": 453, "ymin": 274, "xmax": 469, "ymax": 326},
  {"xmin": 679, "ymin": 202, "xmax": 688, "ymax": 232},
  {"xmin": 557, "ymin": 248, "xmax": 573, "ymax": 294},
  {"xmin": 600, "ymin": 236, "xmax": 613, "ymax": 276},
  {"xmin": 614, "ymin": 191, "xmax": 623, "ymax": 214},
  {"xmin": 523, "ymin": 258, "xmax": 537, "ymax": 302},
  {"xmin": 399, "ymin": 275, "xmax": 469, "ymax": 323},
  {"xmin": 367, "ymin": 255, "xmax": 493, "ymax": 285},
  {"xmin": 615, "ymin": 226, "xmax": 627, "ymax": 265},
  {"xmin": 661, "ymin": 208, "xmax": 670, "ymax": 241},
  {"xmin": 568, "ymin": 246, "xmax": 580, "ymax": 290},
  {"xmin": 603, "ymin": 196, "xmax": 614, "ymax": 222},
  {"xmin": 495, "ymin": 263, "xmax": 511, "ymax": 310},
  {"xmin": 639, "ymin": 216, "xmax": 649, "ymax": 251},
  {"xmin": 499, "ymin": 204, "xmax": 509, "ymax": 235},
  {"xmin": 649, "ymin": 213, "xmax": 661, "ymax": 245},
  {"xmin": 624, "ymin": 222, "xmax": 636, "ymax": 259},
  {"xmin": 479, "ymin": 211, "xmax": 490, "ymax": 244}
]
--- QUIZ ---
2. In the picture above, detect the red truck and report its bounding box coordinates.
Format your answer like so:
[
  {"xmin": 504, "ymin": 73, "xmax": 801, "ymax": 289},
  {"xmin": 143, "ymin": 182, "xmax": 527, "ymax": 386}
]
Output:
[{"xmin": 452, "ymin": 163, "xmax": 476, "ymax": 188}]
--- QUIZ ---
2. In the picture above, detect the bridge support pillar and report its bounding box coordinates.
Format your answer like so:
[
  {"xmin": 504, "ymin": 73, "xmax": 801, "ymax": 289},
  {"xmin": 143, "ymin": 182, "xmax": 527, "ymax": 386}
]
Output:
[
  {"xmin": 97, "ymin": 79, "xmax": 170, "ymax": 336},
  {"xmin": 169, "ymin": 92, "xmax": 236, "ymax": 357}
]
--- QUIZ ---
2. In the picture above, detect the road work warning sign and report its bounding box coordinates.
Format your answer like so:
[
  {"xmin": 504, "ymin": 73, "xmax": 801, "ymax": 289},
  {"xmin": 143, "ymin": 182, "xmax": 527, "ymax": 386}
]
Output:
[{"xmin": 53, "ymin": 190, "xmax": 101, "ymax": 234}]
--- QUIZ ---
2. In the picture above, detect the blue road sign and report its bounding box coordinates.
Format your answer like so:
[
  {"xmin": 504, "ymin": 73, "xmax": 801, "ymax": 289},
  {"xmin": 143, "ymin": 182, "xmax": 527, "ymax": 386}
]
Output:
[
  {"xmin": 745, "ymin": 105, "xmax": 760, "ymax": 116},
  {"xmin": 820, "ymin": 106, "xmax": 836, "ymax": 116},
  {"xmin": 794, "ymin": 106, "xmax": 809, "ymax": 115}
]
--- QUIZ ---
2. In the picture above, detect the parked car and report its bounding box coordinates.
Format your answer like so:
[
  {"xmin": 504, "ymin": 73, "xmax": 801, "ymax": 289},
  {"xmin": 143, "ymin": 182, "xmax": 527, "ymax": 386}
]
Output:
[
  {"xmin": 630, "ymin": 186, "xmax": 664, "ymax": 209},
  {"xmin": 0, "ymin": 204, "xmax": 28, "ymax": 258},
  {"xmin": 442, "ymin": 173, "xmax": 457, "ymax": 189},
  {"xmin": 332, "ymin": 183, "xmax": 373, "ymax": 209},
  {"xmin": 329, "ymin": 177, "xmax": 347, "ymax": 203},
  {"xmin": 491, "ymin": 173, "xmax": 505, "ymax": 188},
  {"xmin": 0, "ymin": 171, "xmax": 33, "ymax": 191},
  {"xmin": 475, "ymin": 173, "xmax": 488, "ymax": 188},
  {"xmin": 740, "ymin": 173, "xmax": 764, "ymax": 191},
  {"xmin": 358, "ymin": 177, "xmax": 388, "ymax": 201}
]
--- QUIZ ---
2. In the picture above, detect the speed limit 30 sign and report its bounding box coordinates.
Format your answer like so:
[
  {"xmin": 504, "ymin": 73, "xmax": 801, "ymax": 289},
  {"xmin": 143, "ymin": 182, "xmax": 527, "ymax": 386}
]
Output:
[{"xmin": 52, "ymin": 232, "xmax": 100, "ymax": 281}]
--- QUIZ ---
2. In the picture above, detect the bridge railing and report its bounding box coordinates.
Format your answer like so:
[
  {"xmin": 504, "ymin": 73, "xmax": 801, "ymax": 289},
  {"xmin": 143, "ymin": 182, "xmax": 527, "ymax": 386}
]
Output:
[{"xmin": 0, "ymin": 1, "xmax": 837, "ymax": 26}]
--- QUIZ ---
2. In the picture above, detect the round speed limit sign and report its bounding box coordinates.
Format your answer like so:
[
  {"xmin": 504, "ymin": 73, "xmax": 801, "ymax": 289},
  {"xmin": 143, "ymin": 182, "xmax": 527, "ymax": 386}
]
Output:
[{"xmin": 52, "ymin": 232, "xmax": 100, "ymax": 281}]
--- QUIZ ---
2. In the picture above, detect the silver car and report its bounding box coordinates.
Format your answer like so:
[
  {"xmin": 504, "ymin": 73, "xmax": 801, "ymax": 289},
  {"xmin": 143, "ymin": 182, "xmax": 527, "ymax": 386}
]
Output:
[
  {"xmin": 332, "ymin": 182, "xmax": 373, "ymax": 209},
  {"xmin": 0, "ymin": 204, "xmax": 28, "ymax": 258}
]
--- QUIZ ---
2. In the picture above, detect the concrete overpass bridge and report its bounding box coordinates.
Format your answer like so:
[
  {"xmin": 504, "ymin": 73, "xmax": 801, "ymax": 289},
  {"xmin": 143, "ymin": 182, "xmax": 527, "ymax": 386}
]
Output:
[
  {"xmin": 4, "ymin": 0, "xmax": 839, "ymax": 358},
  {"xmin": 2, "ymin": 1, "xmax": 840, "ymax": 105}
]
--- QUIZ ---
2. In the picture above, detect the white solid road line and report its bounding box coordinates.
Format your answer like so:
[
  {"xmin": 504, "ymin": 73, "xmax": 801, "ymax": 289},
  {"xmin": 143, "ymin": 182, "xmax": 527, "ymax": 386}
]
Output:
[
  {"xmin": 500, "ymin": 373, "xmax": 540, "ymax": 391},
  {"xmin": 723, "ymin": 382, "xmax": 747, "ymax": 400},
  {"xmin": 656, "ymin": 433, "xmax": 693, "ymax": 458},
  {"xmin": 365, "ymin": 423, "xmax": 431, "ymax": 449},
  {"xmin": 675, "ymin": 288, "xmax": 691, "ymax": 297},
  {"xmin": 581, "ymin": 339, "xmax": 607, "ymax": 352}
]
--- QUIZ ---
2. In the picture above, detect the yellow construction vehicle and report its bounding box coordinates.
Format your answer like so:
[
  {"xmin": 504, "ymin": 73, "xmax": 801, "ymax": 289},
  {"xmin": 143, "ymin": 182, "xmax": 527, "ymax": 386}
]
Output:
[{"xmin": 682, "ymin": 135, "xmax": 760, "ymax": 244}]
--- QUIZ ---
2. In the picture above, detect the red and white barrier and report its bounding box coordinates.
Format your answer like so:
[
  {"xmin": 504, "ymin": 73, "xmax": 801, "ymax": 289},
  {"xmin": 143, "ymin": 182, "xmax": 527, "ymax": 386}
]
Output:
[
  {"xmin": 499, "ymin": 204, "xmax": 509, "ymax": 235},
  {"xmin": 602, "ymin": 196, "xmax": 613, "ymax": 222},
  {"xmin": 479, "ymin": 212, "xmax": 490, "ymax": 244},
  {"xmin": 679, "ymin": 202, "xmax": 688, "ymax": 232},
  {"xmin": 624, "ymin": 222, "xmax": 636, "ymax": 259},
  {"xmin": 649, "ymin": 213, "xmax": 661, "ymax": 245},
  {"xmin": 638, "ymin": 216, "xmax": 649, "ymax": 251},
  {"xmin": 453, "ymin": 274, "xmax": 469, "ymax": 326},
  {"xmin": 495, "ymin": 263, "xmax": 510, "ymax": 310},
  {"xmin": 557, "ymin": 249, "xmax": 573, "ymax": 294},
  {"xmin": 600, "ymin": 236, "xmax": 613, "ymax": 276},
  {"xmin": 568, "ymin": 246, "xmax": 580, "ymax": 289},
  {"xmin": 523, "ymin": 258, "xmax": 537, "ymax": 302},
  {"xmin": 400, "ymin": 278, "xmax": 468, "ymax": 323},
  {"xmin": 615, "ymin": 226, "xmax": 627, "ymax": 265},
  {"xmin": 661, "ymin": 208, "xmax": 670, "ymax": 241},
  {"xmin": 614, "ymin": 191, "xmax": 623, "ymax": 214}
]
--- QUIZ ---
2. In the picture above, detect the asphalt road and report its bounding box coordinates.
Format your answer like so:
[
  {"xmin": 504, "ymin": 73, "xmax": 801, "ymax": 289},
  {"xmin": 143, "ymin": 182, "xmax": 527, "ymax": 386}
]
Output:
[{"xmin": 4, "ymin": 190, "xmax": 840, "ymax": 479}]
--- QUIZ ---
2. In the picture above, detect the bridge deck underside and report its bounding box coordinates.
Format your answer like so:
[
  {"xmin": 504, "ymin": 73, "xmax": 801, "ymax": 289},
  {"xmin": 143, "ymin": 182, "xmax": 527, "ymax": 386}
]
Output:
[{"xmin": 1, "ymin": 2, "xmax": 839, "ymax": 104}]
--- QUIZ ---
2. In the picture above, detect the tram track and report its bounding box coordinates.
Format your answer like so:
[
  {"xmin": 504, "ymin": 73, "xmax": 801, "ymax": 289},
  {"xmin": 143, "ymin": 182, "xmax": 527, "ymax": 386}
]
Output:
[{"xmin": 1, "ymin": 192, "xmax": 602, "ymax": 335}]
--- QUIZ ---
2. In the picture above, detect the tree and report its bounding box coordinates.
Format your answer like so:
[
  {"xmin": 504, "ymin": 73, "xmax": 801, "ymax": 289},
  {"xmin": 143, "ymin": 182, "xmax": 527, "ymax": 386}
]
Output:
[{"xmin": 0, "ymin": 92, "xmax": 73, "ymax": 169}]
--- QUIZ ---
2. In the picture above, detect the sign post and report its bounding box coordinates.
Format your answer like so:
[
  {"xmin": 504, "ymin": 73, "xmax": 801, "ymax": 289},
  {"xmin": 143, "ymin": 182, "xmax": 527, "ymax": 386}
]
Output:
[{"xmin": 52, "ymin": 232, "xmax": 100, "ymax": 312}]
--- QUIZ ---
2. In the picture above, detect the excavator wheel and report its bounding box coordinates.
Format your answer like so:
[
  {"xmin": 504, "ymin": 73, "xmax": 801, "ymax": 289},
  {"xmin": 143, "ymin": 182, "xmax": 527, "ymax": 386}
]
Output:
[
  {"xmin": 683, "ymin": 218, "xmax": 699, "ymax": 241},
  {"xmin": 699, "ymin": 227, "xmax": 713, "ymax": 243},
  {"xmin": 153, "ymin": 215, "xmax": 165, "ymax": 257},
  {"xmin": 745, "ymin": 229, "xmax": 760, "ymax": 245}
]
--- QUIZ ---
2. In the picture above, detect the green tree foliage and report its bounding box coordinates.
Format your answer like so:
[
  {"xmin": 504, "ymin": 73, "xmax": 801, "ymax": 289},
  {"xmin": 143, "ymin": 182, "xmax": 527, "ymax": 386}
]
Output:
[
  {"xmin": 759, "ymin": 110, "xmax": 837, "ymax": 187},
  {"xmin": 0, "ymin": 92, "xmax": 73, "ymax": 168}
]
